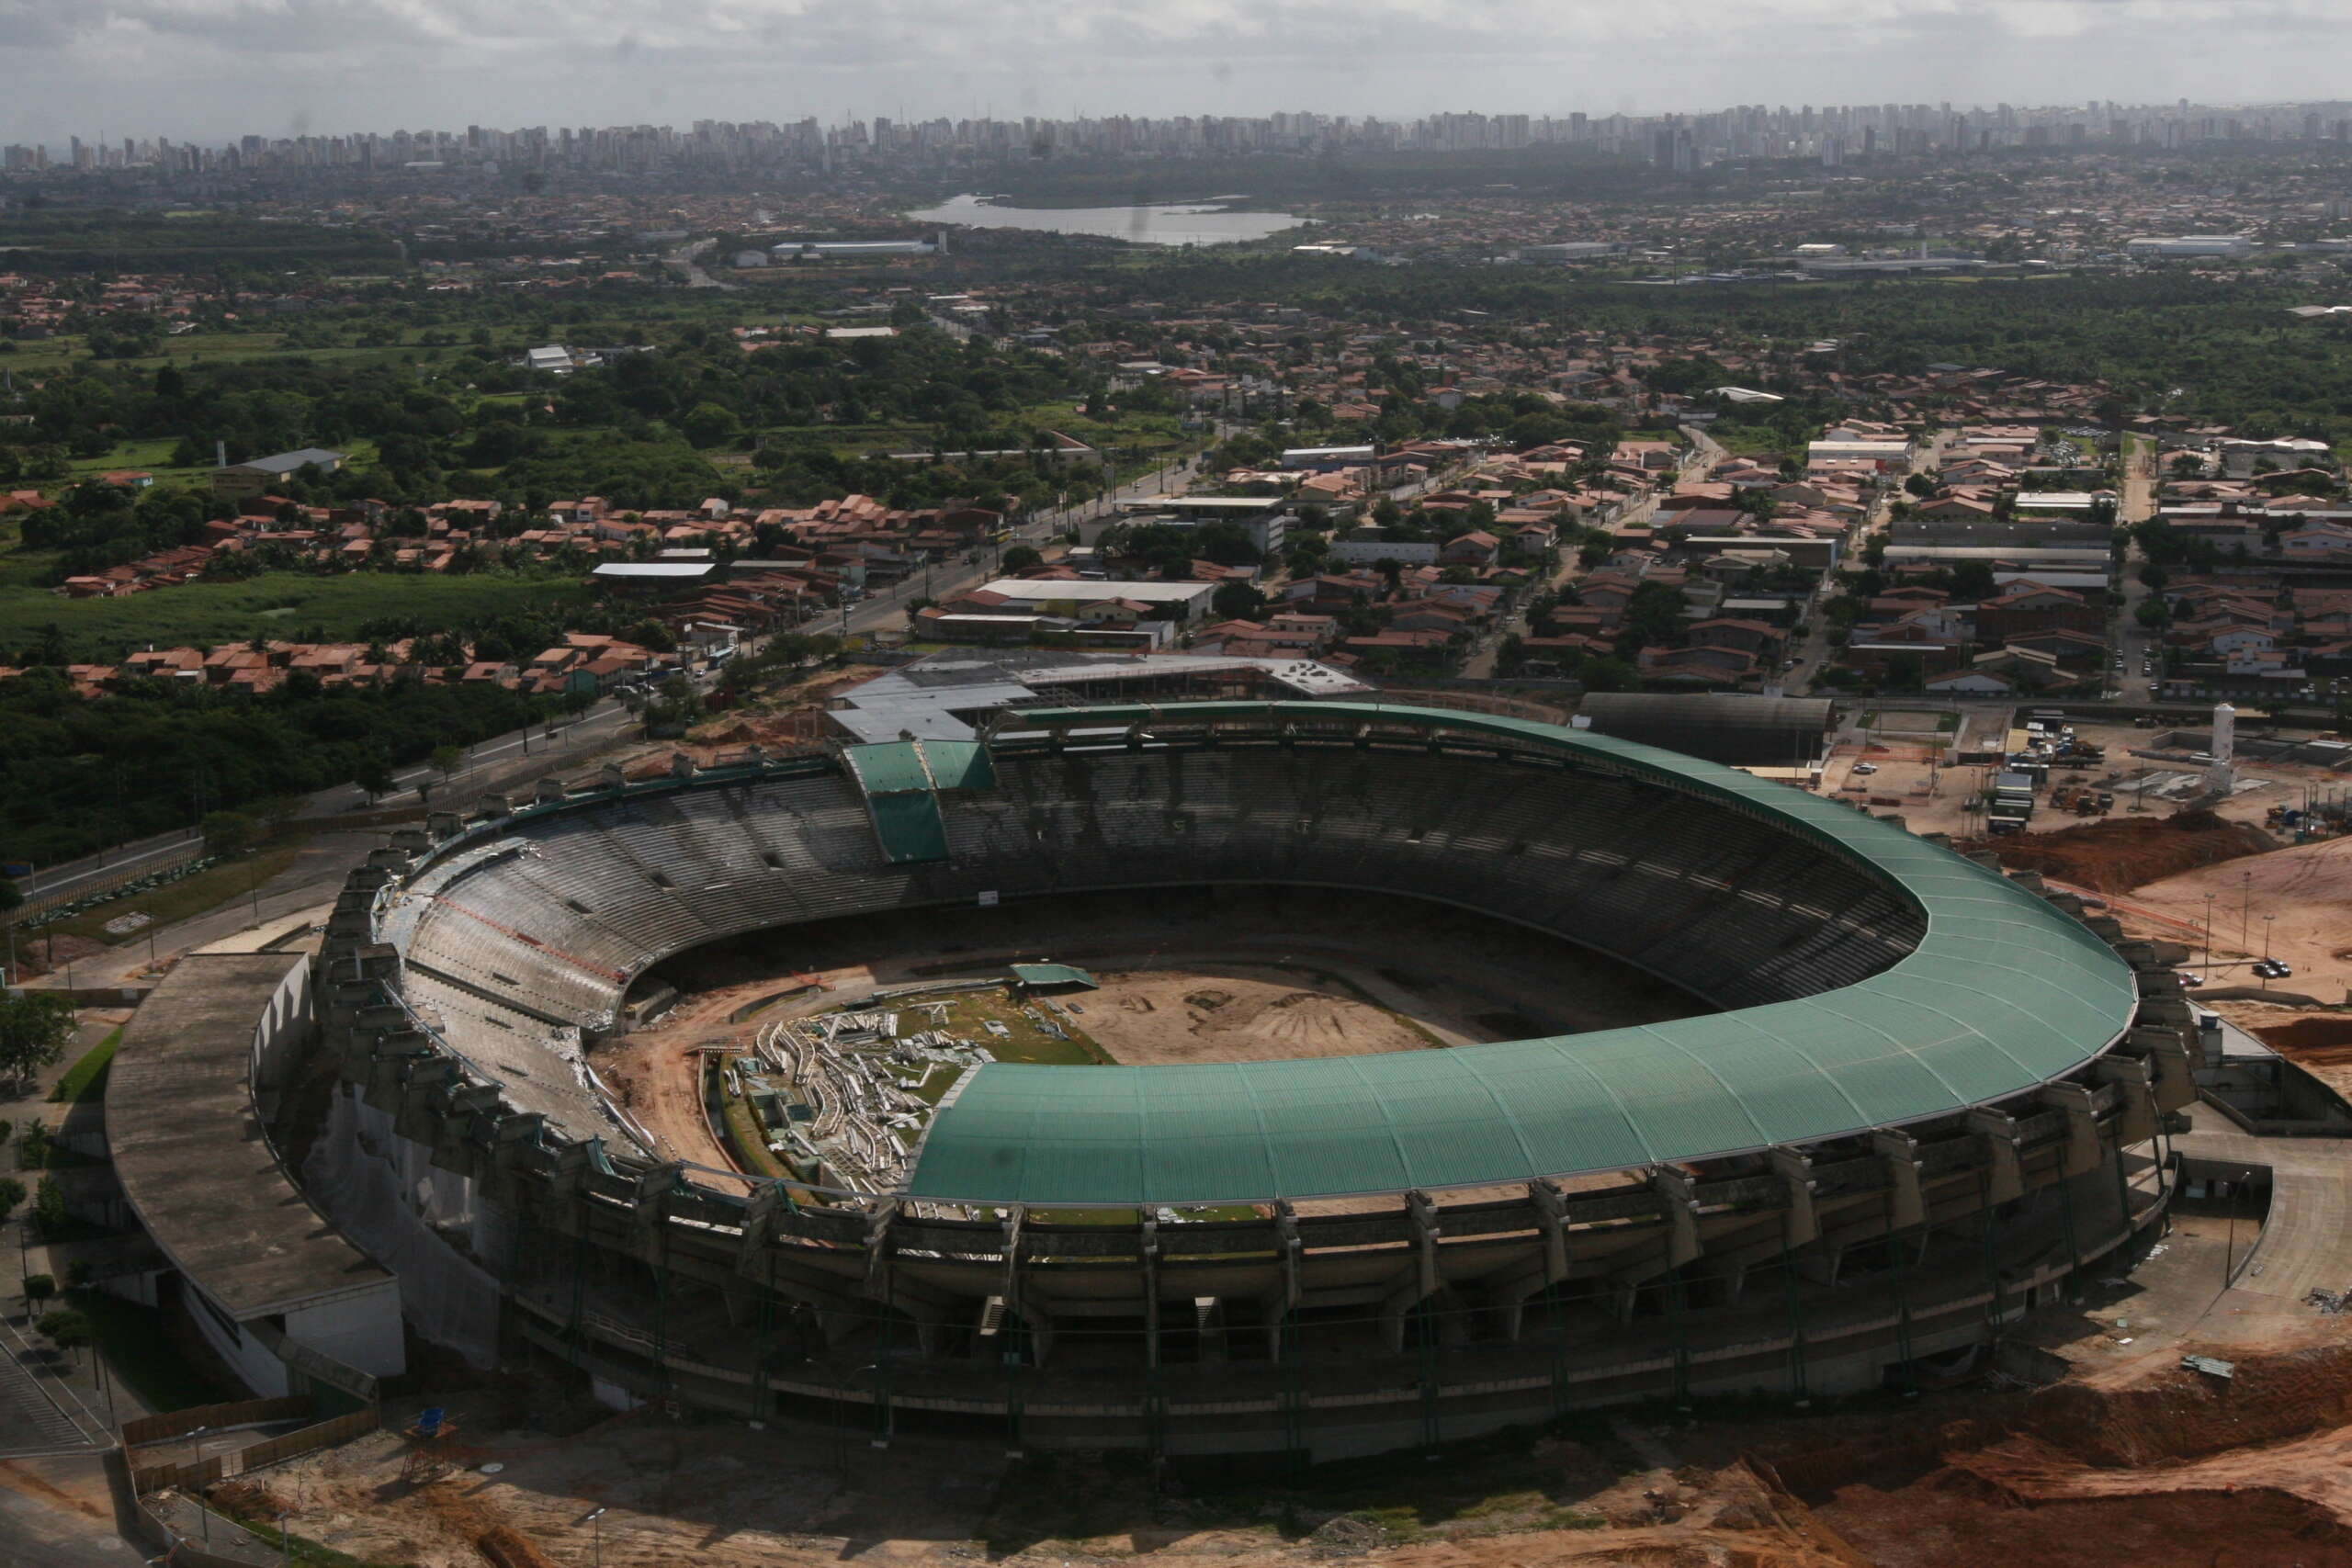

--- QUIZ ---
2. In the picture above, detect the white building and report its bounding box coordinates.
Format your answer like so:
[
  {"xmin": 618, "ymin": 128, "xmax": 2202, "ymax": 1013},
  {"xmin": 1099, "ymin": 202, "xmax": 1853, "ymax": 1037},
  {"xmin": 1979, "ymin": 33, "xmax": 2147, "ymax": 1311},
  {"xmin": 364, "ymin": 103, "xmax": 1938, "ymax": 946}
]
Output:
[
  {"xmin": 967, "ymin": 578, "xmax": 1220, "ymax": 623},
  {"xmin": 2126, "ymin": 235, "xmax": 2255, "ymax": 259}
]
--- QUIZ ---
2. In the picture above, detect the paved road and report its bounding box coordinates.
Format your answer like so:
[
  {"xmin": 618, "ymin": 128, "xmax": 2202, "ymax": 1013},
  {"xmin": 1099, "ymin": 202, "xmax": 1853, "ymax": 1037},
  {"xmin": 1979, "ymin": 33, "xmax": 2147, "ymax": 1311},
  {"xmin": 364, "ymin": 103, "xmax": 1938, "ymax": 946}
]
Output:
[
  {"xmin": 1786, "ymin": 429, "xmax": 1944, "ymax": 697},
  {"xmin": 13, "ymin": 829, "xmax": 203, "ymax": 907},
  {"xmin": 0, "ymin": 1474, "xmax": 147, "ymax": 1568},
  {"xmin": 662, "ymin": 237, "xmax": 736, "ymax": 291}
]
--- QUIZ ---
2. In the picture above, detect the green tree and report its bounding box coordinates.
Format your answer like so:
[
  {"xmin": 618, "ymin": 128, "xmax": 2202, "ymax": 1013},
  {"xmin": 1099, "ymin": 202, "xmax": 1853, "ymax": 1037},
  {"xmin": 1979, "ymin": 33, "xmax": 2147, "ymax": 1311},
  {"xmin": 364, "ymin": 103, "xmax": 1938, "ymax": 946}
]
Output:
[
  {"xmin": 31, "ymin": 1177, "xmax": 66, "ymax": 1238},
  {"xmin": 21, "ymin": 1274, "xmax": 52, "ymax": 1308},
  {"xmin": 0, "ymin": 995, "xmax": 74, "ymax": 1095},
  {"xmin": 353, "ymin": 754, "xmax": 396, "ymax": 804},
  {"xmin": 430, "ymin": 744, "xmax": 465, "ymax": 781},
  {"xmin": 200, "ymin": 809, "xmax": 257, "ymax": 858},
  {"xmin": 1210, "ymin": 581, "xmax": 1267, "ymax": 621},
  {"xmin": 36, "ymin": 1307, "xmax": 90, "ymax": 1359},
  {"xmin": 678, "ymin": 402, "xmax": 745, "ymax": 450},
  {"xmin": 0, "ymin": 1178, "xmax": 26, "ymax": 1224},
  {"xmin": 1001, "ymin": 545, "xmax": 1045, "ymax": 575}
]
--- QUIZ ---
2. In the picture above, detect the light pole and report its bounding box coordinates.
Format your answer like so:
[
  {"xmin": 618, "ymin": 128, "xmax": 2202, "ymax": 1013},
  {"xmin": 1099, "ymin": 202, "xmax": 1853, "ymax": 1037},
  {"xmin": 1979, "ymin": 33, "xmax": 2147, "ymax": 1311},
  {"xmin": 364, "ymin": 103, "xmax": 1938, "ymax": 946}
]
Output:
[
  {"xmin": 583, "ymin": 1506, "xmax": 605, "ymax": 1567},
  {"xmin": 2201, "ymin": 891, "xmax": 2216, "ymax": 979},
  {"xmin": 2238, "ymin": 868, "xmax": 2252, "ymax": 960},
  {"xmin": 277, "ymin": 1511, "xmax": 292, "ymax": 1565}
]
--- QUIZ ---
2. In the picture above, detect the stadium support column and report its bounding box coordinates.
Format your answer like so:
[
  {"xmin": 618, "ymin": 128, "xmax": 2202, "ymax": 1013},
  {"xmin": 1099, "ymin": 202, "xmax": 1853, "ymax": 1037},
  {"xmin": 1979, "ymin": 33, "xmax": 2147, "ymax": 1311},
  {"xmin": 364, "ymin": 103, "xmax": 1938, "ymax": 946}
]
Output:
[
  {"xmin": 1963, "ymin": 1109, "xmax": 2026, "ymax": 1204},
  {"xmin": 2094, "ymin": 1055, "xmax": 2159, "ymax": 1148},
  {"xmin": 1262, "ymin": 1202, "xmax": 1304, "ymax": 1361},
  {"xmin": 1001, "ymin": 1205, "xmax": 1054, "ymax": 1367},
  {"xmin": 2038, "ymin": 1083, "xmax": 2104, "ymax": 1179},
  {"xmin": 1140, "ymin": 1216, "xmax": 1162, "ymax": 1369},
  {"xmin": 1766, "ymin": 1148, "xmax": 1820, "ymax": 1250},
  {"xmin": 1378, "ymin": 1190, "xmax": 1443, "ymax": 1352},
  {"xmin": 1645, "ymin": 1168, "xmax": 1702, "ymax": 1269},
  {"xmin": 1494, "ymin": 1179, "xmax": 1573, "ymax": 1342},
  {"xmin": 1869, "ymin": 1131, "xmax": 1927, "ymax": 1229}
]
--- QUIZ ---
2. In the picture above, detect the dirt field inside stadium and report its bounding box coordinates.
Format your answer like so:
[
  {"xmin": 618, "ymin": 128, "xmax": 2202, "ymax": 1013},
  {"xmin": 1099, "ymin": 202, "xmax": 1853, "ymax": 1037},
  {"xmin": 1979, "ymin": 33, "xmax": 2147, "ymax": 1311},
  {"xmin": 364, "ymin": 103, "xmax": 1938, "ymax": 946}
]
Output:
[{"xmin": 592, "ymin": 887, "xmax": 1709, "ymax": 1181}]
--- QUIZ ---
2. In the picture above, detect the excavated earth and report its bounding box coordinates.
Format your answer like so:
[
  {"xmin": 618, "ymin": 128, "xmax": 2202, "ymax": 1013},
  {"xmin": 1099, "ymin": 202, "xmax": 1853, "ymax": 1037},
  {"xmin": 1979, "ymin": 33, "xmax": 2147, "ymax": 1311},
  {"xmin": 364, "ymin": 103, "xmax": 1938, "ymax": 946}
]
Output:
[{"xmin": 1964, "ymin": 810, "xmax": 2278, "ymax": 894}]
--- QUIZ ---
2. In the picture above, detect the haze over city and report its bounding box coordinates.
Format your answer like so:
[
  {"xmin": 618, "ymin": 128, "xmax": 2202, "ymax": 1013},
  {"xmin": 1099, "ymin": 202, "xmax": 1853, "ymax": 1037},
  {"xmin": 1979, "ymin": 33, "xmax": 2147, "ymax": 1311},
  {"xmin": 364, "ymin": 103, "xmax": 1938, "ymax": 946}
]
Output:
[{"xmin": 3, "ymin": 0, "xmax": 2349, "ymax": 143}]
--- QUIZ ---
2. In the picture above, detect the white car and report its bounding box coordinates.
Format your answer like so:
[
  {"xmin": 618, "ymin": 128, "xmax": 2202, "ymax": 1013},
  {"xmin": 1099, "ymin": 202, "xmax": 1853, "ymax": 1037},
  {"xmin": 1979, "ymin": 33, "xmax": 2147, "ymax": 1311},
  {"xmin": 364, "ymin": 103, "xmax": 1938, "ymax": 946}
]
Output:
[{"xmin": 1852, "ymin": 762, "xmax": 1879, "ymax": 776}]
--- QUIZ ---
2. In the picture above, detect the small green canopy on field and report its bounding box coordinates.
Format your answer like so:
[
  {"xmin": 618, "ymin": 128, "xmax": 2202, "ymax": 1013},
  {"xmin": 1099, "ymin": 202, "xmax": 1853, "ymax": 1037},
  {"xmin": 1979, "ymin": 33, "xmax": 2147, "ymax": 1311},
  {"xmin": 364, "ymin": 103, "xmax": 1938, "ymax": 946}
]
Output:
[{"xmin": 1010, "ymin": 964, "xmax": 1098, "ymax": 992}]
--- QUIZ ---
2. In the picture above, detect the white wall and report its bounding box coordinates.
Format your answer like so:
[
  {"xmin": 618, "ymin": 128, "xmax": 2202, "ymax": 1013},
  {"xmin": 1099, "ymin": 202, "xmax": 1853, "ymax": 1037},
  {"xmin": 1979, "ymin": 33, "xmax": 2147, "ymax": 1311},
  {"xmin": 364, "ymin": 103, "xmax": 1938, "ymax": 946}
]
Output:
[{"xmin": 186, "ymin": 1285, "xmax": 291, "ymax": 1399}]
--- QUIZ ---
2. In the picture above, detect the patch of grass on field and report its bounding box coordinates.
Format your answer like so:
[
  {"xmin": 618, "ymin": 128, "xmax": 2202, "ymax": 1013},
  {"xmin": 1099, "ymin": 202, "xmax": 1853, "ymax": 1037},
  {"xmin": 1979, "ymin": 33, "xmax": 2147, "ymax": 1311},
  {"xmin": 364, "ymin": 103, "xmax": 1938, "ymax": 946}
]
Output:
[
  {"xmin": 47, "ymin": 1029, "xmax": 120, "ymax": 1104},
  {"xmin": 35, "ymin": 836, "xmax": 310, "ymax": 946},
  {"xmin": 0, "ymin": 570, "xmax": 588, "ymax": 661},
  {"xmin": 933, "ymin": 987, "xmax": 1109, "ymax": 1066}
]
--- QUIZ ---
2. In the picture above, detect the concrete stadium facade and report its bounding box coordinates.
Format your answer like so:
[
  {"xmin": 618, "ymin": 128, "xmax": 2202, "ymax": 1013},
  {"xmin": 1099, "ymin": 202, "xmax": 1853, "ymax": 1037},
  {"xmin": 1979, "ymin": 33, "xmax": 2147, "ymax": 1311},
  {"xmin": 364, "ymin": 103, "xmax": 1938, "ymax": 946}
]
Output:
[{"xmin": 304, "ymin": 702, "xmax": 2200, "ymax": 1459}]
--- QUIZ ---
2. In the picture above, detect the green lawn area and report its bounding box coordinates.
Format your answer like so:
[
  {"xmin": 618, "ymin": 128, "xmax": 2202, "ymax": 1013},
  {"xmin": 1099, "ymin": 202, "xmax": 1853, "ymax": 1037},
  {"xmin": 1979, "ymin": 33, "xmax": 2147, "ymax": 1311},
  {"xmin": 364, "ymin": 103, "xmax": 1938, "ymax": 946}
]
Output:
[
  {"xmin": 32, "ymin": 836, "xmax": 310, "ymax": 946},
  {"xmin": 48, "ymin": 1029, "xmax": 120, "ymax": 1104},
  {"xmin": 74, "ymin": 1290, "xmax": 240, "ymax": 1411},
  {"xmin": 0, "ymin": 569, "xmax": 588, "ymax": 660}
]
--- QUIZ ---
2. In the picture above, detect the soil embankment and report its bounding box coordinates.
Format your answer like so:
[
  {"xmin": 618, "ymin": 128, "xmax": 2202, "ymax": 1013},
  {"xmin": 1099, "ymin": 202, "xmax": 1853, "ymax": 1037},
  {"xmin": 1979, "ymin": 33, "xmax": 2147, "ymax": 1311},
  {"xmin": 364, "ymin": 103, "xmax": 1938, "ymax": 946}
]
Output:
[{"xmin": 1966, "ymin": 810, "xmax": 2276, "ymax": 894}]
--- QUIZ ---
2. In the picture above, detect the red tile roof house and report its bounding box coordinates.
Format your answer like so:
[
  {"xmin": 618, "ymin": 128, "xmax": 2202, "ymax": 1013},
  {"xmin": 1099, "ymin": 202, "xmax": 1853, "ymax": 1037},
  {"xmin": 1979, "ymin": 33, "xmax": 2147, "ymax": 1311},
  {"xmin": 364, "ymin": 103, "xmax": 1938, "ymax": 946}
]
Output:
[{"xmin": 1437, "ymin": 530, "xmax": 1500, "ymax": 568}]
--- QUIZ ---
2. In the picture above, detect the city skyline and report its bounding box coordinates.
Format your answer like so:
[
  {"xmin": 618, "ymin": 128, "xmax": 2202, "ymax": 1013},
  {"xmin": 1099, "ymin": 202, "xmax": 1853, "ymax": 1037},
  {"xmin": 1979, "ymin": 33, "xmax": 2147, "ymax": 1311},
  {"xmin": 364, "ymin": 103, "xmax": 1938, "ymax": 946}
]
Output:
[
  {"xmin": 4, "ymin": 0, "xmax": 2352, "ymax": 149},
  {"xmin": 11, "ymin": 97, "xmax": 2352, "ymax": 177}
]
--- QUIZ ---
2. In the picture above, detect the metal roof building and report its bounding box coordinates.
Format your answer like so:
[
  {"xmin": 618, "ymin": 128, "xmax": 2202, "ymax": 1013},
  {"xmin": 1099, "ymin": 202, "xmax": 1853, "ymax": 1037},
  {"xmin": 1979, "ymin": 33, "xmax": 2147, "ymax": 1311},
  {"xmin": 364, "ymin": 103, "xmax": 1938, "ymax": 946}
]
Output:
[
  {"xmin": 1573, "ymin": 694, "xmax": 1834, "ymax": 768},
  {"xmin": 905, "ymin": 702, "xmax": 2136, "ymax": 1206}
]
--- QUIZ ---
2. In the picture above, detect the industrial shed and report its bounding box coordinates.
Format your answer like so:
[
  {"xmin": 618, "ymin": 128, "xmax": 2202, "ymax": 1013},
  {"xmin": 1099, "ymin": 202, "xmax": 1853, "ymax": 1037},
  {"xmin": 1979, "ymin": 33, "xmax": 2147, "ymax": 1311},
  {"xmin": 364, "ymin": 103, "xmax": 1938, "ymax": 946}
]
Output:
[{"xmin": 1575, "ymin": 694, "xmax": 1834, "ymax": 767}]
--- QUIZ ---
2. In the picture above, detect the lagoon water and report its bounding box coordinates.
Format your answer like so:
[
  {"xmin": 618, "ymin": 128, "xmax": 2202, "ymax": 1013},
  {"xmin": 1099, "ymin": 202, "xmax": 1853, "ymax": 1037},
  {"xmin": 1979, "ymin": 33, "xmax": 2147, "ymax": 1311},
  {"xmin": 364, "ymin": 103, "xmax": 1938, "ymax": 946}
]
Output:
[{"xmin": 907, "ymin": 193, "xmax": 1304, "ymax": 246}]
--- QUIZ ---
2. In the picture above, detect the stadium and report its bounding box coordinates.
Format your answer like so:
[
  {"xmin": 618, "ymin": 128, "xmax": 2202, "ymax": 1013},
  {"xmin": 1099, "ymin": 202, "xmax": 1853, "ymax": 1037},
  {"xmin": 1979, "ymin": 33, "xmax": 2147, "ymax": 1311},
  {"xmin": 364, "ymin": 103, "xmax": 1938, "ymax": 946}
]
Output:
[{"xmin": 302, "ymin": 699, "xmax": 2200, "ymax": 1460}]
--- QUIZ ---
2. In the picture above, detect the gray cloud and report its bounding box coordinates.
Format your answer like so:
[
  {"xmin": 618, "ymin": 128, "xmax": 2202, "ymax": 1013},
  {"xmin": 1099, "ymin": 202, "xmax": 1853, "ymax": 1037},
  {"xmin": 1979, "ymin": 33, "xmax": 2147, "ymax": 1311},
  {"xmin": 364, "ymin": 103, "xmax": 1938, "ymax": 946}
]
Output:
[{"xmin": 0, "ymin": 0, "xmax": 2346, "ymax": 144}]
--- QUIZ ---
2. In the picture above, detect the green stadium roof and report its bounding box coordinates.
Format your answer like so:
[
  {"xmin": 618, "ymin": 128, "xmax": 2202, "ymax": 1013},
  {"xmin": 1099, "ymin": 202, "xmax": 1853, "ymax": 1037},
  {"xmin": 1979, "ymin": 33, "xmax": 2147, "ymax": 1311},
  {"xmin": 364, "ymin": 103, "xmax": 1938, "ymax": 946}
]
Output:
[{"xmin": 904, "ymin": 702, "xmax": 2139, "ymax": 1206}]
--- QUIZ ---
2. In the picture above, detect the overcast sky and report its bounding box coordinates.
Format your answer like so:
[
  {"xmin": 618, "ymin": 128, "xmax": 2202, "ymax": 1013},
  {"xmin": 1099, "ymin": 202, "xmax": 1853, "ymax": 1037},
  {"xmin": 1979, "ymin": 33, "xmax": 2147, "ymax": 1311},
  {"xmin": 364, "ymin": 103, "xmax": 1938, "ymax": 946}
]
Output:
[{"xmin": 0, "ymin": 0, "xmax": 2342, "ymax": 146}]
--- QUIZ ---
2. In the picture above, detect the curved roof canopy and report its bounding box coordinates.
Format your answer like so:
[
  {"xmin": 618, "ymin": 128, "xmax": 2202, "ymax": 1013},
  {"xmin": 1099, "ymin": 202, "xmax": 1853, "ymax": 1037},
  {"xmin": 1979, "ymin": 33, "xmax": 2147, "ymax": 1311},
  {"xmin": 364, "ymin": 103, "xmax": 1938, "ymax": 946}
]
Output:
[{"xmin": 905, "ymin": 701, "xmax": 2137, "ymax": 1206}]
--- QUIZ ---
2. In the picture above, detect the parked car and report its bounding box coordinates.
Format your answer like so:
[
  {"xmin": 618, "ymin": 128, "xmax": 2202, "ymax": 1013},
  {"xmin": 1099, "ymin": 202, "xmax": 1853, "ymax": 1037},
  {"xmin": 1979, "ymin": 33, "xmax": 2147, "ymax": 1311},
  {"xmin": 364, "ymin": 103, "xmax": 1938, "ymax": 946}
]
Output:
[{"xmin": 1852, "ymin": 762, "xmax": 1879, "ymax": 775}]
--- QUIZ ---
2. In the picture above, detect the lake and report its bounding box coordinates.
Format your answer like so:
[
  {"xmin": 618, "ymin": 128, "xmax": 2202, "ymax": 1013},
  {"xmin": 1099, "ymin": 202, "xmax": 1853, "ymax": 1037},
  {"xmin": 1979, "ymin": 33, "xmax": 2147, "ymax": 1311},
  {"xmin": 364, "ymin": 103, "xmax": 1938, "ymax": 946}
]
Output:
[{"xmin": 906, "ymin": 193, "xmax": 1306, "ymax": 247}]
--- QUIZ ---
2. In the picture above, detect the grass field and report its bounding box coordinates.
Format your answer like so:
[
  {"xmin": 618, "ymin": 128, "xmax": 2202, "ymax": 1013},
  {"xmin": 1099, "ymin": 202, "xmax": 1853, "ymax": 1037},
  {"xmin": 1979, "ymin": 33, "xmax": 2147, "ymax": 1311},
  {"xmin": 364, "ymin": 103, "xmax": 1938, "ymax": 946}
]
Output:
[
  {"xmin": 48, "ymin": 1028, "xmax": 120, "ymax": 1105},
  {"xmin": 0, "ymin": 569, "xmax": 589, "ymax": 660}
]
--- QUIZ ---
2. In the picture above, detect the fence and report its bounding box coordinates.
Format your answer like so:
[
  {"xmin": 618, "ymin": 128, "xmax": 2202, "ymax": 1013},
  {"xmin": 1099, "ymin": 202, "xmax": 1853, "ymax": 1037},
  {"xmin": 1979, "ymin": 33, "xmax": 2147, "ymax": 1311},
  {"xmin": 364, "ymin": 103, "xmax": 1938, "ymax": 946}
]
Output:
[
  {"xmin": 130, "ymin": 1404, "xmax": 378, "ymax": 1495},
  {"xmin": 124, "ymin": 1396, "xmax": 309, "ymax": 1448}
]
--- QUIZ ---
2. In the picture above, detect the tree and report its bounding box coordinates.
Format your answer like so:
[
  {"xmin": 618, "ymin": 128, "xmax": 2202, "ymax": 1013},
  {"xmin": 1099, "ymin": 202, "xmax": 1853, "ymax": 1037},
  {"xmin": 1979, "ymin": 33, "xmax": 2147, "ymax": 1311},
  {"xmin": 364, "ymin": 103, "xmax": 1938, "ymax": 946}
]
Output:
[
  {"xmin": 353, "ymin": 754, "xmax": 396, "ymax": 804},
  {"xmin": 0, "ymin": 995, "xmax": 74, "ymax": 1094},
  {"xmin": 31, "ymin": 1176, "xmax": 65, "ymax": 1238},
  {"xmin": 430, "ymin": 744, "xmax": 465, "ymax": 782},
  {"xmin": 200, "ymin": 810, "xmax": 256, "ymax": 858},
  {"xmin": 1211, "ymin": 581, "xmax": 1267, "ymax": 621},
  {"xmin": 1001, "ymin": 545, "xmax": 1045, "ymax": 575},
  {"xmin": 0, "ymin": 1178, "xmax": 25, "ymax": 1224},
  {"xmin": 678, "ymin": 402, "xmax": 745, "ymax": 450},
  {"xmin": 20, "ymin": 1274, "xmax": 52, "ymax": 1308},
  {"xmin": 36, "ymin": 1308, "xmax": 90, "ymax": 1360}
]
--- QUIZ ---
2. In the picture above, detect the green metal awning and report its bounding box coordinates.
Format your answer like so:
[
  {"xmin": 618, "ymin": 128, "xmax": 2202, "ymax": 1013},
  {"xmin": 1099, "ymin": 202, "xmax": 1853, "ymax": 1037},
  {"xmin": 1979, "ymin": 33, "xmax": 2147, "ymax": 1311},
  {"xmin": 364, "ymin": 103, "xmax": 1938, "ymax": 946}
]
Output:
[
  {"xmin": 904, "ymin": 701, "xmax": 2140, "ymax": 1206},
  {"xmin": 846, "ymin": 739, "xmax": 995, "ymax": 866},
  {"xmin": 1011, "ymin": 964, "xmax": 1099, "ymax": 991}
]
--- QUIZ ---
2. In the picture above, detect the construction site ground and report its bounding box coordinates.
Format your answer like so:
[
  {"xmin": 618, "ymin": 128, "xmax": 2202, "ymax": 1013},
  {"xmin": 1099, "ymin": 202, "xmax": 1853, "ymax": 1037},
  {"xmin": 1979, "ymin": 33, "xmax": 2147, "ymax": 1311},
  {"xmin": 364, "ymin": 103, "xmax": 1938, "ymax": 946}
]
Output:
[{"xmin": 223, "ymin": 1255, "xmax": 2352, "ymax": 1568}]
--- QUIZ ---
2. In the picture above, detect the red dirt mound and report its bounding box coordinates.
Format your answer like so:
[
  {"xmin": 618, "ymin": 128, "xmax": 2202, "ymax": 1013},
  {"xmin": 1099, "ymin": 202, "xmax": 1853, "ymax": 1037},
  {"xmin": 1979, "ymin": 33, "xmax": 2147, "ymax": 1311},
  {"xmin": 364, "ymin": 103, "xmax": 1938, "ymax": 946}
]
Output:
[
  {"xmin": 2256, "ymin": 1016, "xmax": 2352, "ymax": 1054},
  {"xmin": 1965, "ymin": 811, "xmax": 2277, "ymax": 894}
]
